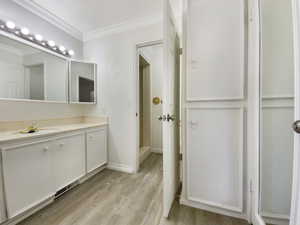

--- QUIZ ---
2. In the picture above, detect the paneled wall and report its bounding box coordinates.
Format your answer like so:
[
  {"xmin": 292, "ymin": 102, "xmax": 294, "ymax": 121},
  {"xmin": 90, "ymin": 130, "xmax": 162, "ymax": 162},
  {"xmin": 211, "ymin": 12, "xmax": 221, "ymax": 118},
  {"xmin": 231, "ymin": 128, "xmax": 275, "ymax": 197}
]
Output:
[{"xmin": 182, "ymin": 0, "xmax": 247, "ymax": 218}]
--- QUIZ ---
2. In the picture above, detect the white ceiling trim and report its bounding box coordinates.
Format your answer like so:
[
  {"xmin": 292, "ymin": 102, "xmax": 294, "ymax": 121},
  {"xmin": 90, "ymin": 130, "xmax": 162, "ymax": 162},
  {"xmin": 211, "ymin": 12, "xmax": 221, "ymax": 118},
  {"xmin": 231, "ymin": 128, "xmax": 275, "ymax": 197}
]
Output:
[
  {"xmin": 11, "ymin": 0, "xmax": 83, "ymax": 41},
  {"xmin": 83, "ymin": 14, "xmax": 162, "ymax": 42}
]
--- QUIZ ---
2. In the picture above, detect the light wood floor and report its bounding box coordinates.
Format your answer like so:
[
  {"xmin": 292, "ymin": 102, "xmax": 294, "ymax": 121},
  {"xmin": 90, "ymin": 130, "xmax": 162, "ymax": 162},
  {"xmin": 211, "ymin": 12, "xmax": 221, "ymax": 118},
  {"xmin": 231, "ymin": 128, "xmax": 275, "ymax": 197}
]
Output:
[{"xmin": 18, "ymin": 154, "xmax": 249, "ymax": 225}]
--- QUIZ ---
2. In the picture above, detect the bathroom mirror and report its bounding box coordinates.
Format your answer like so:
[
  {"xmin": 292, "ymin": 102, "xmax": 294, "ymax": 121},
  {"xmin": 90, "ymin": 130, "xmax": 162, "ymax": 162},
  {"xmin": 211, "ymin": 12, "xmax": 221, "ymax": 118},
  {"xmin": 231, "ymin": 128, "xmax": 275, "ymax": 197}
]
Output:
[
  {"xmin": 0, "ymin": 34, "xmax": 68, "ymax": 103},
  {"xmin": 259, "ymin": 0, "xmax": 294, "ymax": 224},
  {"xmin": 69, "ymin": 61, "xmax": 97, "ymax": 104}
]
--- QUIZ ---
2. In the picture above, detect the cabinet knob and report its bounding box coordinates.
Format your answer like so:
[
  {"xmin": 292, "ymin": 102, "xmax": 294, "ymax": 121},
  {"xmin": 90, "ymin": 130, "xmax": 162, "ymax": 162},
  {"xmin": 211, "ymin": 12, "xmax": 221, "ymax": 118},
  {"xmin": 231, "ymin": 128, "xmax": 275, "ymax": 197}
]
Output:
[
  {"xmin": 43, "ymin": 147, "xmax": 49, "ymax": 152},
  {"xmin": 59, "ymin": 143, "xmax": 65, "ymax": 148}
]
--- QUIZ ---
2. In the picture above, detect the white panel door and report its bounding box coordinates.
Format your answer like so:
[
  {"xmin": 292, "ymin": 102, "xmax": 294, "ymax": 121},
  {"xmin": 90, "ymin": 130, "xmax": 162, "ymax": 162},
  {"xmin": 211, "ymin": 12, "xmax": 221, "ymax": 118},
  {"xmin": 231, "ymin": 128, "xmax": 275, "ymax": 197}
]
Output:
[
  {"xmin": 163, "ymin": 0, "xmax": 181, "ymax": 218},
  {"xmin": 87, "ymin": 128, "xmax": 107, "ymax": 173},
  {"xmin": 2, "ymin": 141, "xmax": 54, "ymax": 218},
  {"xmin": 186, "ymin": 108, "xmax": 244, "ymax": 212},
  {"xmin": 52, "ymin": 134, "xmax": 86, "ymax": 191}
]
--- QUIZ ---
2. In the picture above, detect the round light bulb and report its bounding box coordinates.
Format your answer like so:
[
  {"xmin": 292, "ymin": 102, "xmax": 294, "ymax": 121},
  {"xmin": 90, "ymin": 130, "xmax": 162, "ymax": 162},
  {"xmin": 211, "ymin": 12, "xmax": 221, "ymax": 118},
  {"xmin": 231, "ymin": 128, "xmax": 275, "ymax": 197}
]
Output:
[
  {"xmin": 34, "ymin": 34, "xmax": 43, "ymax": 41},
  {"xmin": 21, "ymin": 27, "xmax": 29, "ymax": 35},
  {"xmin": 59, "ymin": 46, "xmax": 66, "ymax": 52},
  {"xmin": 6, "ymin": 21, "xmax": 15, "ymax": 29},
  {"xmin": 68, "ymin": 50, "xmax": 74, "ymax": 56},
  {"xmin": 47, "ymin": 40, "xmax": 55, "ymax": 47}
]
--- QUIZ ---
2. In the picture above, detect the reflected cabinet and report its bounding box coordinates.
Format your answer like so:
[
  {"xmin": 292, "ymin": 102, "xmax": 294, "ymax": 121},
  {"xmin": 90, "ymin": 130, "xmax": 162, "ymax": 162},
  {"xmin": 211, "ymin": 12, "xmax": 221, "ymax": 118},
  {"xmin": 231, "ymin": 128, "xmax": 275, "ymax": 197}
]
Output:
[
  {"xmin": 0, "ymin": 33, "xmax": 97, "ymax": 104},
  {"xmin": 69, "ymin": 61, "xmax": 97, "ymax": 104}
]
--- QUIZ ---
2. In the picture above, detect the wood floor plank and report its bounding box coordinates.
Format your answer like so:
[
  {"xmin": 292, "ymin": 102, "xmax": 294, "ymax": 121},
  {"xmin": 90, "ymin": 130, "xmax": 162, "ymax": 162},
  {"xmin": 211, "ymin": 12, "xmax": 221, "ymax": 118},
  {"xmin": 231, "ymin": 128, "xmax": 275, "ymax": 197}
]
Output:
[{"xmin": 18, "ymin": 154, "xmax": 248, "ymax": 225}]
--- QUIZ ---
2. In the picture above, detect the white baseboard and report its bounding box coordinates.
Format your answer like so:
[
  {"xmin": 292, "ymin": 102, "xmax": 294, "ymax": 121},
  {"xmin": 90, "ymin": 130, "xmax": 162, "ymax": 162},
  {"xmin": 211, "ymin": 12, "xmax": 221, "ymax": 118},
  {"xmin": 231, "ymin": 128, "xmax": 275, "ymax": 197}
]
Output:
[
  {"xmin": 151, "ymin": 148, "xmax": 163, "ymax": 154},
  {"xmin": 140, "ymin": 146, "xmax": 151, "ymax": 164},
  {"xmin": 261, "ymin": 212, "xmax": 289, "ymax": 225},
  {"xmin": 107, "ymin": 162, "xmax": 135, "ymax": 174},
  {"xmin": 180, "ymin": 198, "xmax": 247, "ymax": 221}
]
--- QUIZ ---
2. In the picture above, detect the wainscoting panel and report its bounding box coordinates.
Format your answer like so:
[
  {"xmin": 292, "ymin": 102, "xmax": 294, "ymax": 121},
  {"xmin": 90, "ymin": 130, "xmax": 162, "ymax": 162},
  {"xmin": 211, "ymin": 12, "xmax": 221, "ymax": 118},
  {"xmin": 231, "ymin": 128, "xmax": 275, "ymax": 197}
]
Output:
[
  {"xmin": 186, "ymin": 0, "xmax": 245, "ymax": 101},
  {"xmin": 186, "ymin": 107, "xmax": 244, "ymax": 212}
]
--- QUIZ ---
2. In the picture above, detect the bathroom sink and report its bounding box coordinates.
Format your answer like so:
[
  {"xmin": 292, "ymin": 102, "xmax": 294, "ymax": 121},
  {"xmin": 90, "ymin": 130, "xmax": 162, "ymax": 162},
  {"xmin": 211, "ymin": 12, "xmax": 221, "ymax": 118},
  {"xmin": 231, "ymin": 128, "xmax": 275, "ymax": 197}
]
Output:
[{"xmin": 18, "ymin": 127, "xmax": 61, "ymax": 135}]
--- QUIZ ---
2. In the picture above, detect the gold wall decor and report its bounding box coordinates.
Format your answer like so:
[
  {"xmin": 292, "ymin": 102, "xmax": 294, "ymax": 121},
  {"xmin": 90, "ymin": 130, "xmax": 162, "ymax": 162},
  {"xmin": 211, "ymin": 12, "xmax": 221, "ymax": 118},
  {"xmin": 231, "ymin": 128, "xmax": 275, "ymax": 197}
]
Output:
[{"xmin": 152, "ymin": 97, "xmax": 161, "ymax": 105}]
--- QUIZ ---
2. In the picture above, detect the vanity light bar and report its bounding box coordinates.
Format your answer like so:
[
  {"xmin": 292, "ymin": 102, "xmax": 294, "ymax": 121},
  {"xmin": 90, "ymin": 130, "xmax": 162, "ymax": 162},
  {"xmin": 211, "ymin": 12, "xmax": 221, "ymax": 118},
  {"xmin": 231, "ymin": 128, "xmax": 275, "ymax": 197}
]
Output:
[{"xmin": 0, "ymin": 19, "xmax": 75, "ymax": 57}]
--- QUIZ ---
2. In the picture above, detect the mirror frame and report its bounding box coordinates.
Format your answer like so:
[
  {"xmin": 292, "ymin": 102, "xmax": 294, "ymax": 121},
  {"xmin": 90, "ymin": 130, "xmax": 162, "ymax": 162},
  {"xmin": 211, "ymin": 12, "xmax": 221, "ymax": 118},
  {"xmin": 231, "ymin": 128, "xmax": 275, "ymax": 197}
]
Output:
[
  {"xmin": 68, "ymin": 59, "xmax": 97, "ymax": 105},
  {"xmin": 0, "ymin": 29, "xmax": 70, "ymax": 104}
]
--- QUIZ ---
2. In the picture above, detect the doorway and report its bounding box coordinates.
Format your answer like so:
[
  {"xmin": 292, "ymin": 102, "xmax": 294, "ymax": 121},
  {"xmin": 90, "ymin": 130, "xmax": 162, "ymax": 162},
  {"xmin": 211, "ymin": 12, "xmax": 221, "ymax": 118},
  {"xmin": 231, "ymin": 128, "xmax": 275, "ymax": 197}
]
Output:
[{"xmin": 137, "ymin": 42, "xmax": 164, "ymax": 167}]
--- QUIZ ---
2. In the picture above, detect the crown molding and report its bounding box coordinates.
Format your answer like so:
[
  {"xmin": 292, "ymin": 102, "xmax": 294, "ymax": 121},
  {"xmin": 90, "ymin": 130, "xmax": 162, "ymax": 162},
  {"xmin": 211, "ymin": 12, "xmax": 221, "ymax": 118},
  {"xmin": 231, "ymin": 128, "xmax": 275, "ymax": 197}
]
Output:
[
  {"xmin": 83, "ymin": 14, "xmax": 163, "ymax": 42},
  {"xmin": 11, "ymin": 0, "xmax": 83, "ymax": 41}
]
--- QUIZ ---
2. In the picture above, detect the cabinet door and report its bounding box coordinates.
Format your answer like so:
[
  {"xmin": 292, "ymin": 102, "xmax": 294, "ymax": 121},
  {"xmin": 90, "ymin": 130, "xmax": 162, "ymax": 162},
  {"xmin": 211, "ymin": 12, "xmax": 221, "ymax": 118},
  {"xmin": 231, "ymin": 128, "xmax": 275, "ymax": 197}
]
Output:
[
  {"xmin": 2, "ymin": 142, "xmax": 53, "ymax": 218},
  {"xmin": 0, "ymin": 160, "xmax": 6, "ymax": 223},
  {"xmin": 53, "ymin": 133, "xmax": 85, "ymax": 190},
  {"xmin": 87, "ymin": 128, "xmax": 107, "ymax": 173}
]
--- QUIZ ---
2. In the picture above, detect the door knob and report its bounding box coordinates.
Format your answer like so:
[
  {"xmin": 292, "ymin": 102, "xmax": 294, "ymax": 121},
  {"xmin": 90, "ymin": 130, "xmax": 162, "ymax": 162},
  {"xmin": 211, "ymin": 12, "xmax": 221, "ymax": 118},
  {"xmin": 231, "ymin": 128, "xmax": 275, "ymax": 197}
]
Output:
[
  {"xmin": 158, "ymin": 115, "xmax": 167, "ymax": 121},
  {"xmin": 293, "ymin": 120, "xmax": 300, "ymax": 133},
  {"xmin": 167, "ymin": 114, "xmax": 175, "ymax": 122}
]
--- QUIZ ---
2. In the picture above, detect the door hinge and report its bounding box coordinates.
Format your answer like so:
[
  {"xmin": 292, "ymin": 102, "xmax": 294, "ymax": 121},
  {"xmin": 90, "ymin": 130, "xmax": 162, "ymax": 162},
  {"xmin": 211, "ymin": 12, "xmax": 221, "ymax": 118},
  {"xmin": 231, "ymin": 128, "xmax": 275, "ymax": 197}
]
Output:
[
  {"xmin": 176, "ymin": 181, "xmax": 183, "ymax": 200},
  {"xmin": 179, "ymin": 48, "xmax": 183, "ymax": 55},
  {"xmin": 179, "ymin": 153, "xmax": 183, "ymax": 161}
]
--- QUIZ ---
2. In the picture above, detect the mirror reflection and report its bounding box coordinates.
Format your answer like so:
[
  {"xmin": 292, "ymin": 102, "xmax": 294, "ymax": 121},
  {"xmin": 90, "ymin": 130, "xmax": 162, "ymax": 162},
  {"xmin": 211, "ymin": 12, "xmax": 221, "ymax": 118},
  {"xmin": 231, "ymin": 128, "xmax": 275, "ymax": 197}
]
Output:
[
  {"xmin": 259, "ymin": 0, "xmax": 294, "ymax": 224},
  {"xmin": 70, "ymin": 61, "xmax": 96, "ymax": 103},
  {"xmin": 0, "ymin": 35, "xmax": 68, "ymax": 102}
]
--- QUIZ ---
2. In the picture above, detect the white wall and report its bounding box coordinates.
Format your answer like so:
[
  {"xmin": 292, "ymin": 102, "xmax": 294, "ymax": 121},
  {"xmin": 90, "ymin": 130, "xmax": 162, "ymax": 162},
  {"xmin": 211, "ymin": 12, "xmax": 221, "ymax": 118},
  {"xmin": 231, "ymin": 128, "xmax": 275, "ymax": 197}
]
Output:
[
  {"xmin": 83, "ymin": 23, "xmax": 162, "ymax": 172},
  {"xmin": 0, "ymin": 1, "xmax": 85, "ymax": 121}
]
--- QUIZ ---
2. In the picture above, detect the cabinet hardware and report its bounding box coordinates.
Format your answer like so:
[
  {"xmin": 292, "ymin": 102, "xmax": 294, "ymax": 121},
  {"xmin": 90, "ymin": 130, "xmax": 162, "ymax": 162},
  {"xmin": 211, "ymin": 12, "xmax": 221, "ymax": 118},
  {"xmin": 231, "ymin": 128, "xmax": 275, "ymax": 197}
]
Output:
[{"xmin": 293, "ymin": 120, "xmax": 300, "ymax": 133}]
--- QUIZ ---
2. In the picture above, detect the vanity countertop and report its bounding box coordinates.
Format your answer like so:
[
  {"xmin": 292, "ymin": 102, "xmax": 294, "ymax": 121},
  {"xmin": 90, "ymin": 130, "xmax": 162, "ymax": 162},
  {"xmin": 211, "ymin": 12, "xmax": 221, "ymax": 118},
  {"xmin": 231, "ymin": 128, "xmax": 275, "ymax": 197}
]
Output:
[{"xmin": 0, "ymin": 117, "xmax": 108, "ymax": 144}]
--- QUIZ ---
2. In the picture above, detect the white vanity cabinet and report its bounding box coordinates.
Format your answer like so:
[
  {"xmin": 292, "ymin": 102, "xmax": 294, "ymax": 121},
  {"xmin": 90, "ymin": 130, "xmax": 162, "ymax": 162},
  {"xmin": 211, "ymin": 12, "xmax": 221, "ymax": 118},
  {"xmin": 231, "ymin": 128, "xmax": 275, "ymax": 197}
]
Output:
[
  {"xmin": 1, "ymin": 140, "xmax": 54, "ymax": 218},
  {"xmin": 0, "ymin": 158, "xmax": 6, "ymax": 223},
  {"xmin": 0, "ymin": 124, "xmax": 108, "ymax": 222},
  {"xmin": 52, "ymin": 133, "xmax": 86, "ymax": 191},
  {"xmin": 86, "ymin": 128, "xmax": 107, "ymax": 173}
]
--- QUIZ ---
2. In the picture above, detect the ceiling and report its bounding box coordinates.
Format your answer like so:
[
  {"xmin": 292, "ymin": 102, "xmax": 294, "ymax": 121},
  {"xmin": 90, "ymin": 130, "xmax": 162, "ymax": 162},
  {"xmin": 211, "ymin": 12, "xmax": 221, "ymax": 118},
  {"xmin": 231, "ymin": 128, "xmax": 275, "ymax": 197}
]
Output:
[{"xmin": 30, "ymin": 0, "xmax": 181, "ymax": 35}]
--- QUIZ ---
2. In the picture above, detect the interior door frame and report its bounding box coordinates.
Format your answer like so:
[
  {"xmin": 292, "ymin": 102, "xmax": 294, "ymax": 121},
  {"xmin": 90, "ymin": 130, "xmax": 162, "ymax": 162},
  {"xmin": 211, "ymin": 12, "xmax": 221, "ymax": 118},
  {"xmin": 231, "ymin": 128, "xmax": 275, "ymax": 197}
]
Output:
[
  {"xmin": 134, "ymin": 40, "xmax": 164, "ymax": 173},
  {"xmin": 290, "ymin": 0, "xmax": 300, "ymax": 224},
  {"xmin": 252, "ymin": 0, "xmax": 300, "ymax": 224}
]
